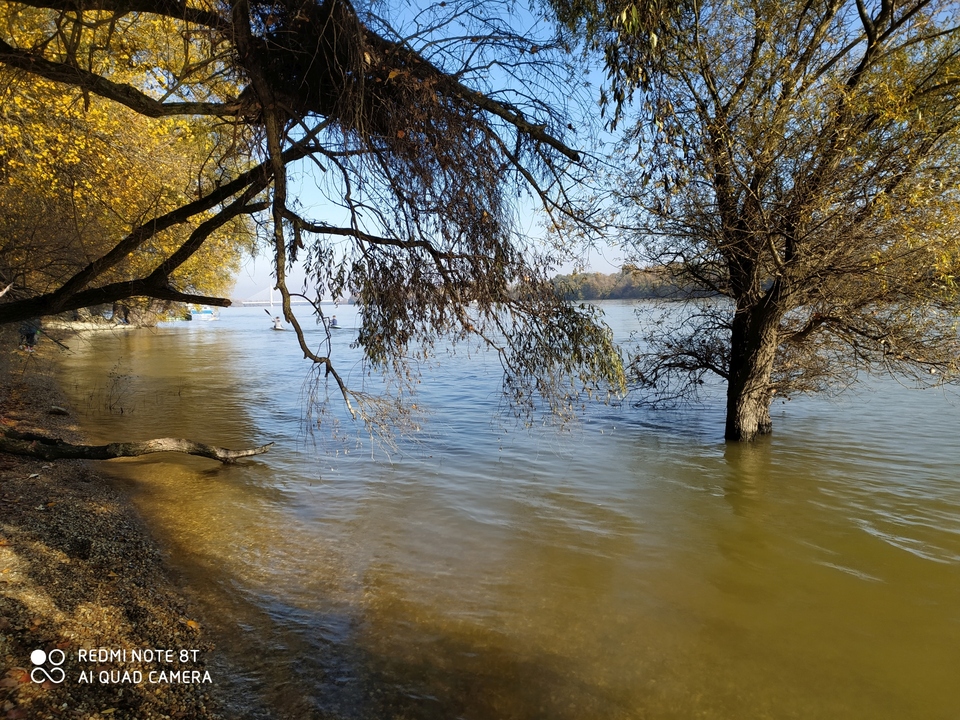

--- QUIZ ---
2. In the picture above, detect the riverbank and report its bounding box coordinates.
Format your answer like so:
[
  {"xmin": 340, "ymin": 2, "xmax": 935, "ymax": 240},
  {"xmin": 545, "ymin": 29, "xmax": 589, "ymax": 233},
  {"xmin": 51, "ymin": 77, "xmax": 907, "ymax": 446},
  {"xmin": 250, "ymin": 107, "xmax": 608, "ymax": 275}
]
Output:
[{"xmin": 0, "ymin": 330, "xmax": 221, "ymax": 720}]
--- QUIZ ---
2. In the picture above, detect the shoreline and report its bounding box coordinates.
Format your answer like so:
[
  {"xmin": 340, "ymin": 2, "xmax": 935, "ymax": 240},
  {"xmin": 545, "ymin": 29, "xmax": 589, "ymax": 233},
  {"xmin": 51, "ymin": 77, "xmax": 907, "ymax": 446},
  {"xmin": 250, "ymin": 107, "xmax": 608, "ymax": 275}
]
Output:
[
  {"xmin": 0, "ymin": 329, "xmax": 223, "ymax": 719},
  {"xmin": 42, "ymin": 321, "xmax": 140, "ymax": 333}
]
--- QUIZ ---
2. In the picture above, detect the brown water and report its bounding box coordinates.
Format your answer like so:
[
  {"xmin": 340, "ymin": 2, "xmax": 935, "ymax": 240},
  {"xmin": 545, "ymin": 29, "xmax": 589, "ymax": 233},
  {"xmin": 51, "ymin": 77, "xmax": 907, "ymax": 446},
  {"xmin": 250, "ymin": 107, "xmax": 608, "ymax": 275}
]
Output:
[{"xmin": 56, "ymin": 304, "xmax": 960, "ymax": 719}]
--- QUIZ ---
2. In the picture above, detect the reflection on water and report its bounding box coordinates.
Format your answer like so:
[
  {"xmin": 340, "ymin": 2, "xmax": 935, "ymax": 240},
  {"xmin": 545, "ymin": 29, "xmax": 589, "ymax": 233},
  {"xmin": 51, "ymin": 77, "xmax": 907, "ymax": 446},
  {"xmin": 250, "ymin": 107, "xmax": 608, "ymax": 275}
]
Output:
[{"xmin": 56, "ymin": 305, "xmax": 960, "ymax": 719}]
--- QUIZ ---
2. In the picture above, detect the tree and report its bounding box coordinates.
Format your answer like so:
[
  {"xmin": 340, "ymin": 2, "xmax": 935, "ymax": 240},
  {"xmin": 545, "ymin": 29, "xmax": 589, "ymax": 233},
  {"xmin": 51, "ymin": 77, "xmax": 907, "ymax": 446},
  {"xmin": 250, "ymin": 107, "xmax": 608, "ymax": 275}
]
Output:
[
  {"xmin": 561, "ymin": 0, "xmax": 960, "ymax": 440},
  {"xmin": 552, "ymin": 267, "xmax": 689, "ymax": 299},
  {"xmin": 0, "ymin": 0, "xmax": 624, "ymax": 424},
  {"xmin": 0, "ymin": 70, "xmax": 252, "ymax": 320}
]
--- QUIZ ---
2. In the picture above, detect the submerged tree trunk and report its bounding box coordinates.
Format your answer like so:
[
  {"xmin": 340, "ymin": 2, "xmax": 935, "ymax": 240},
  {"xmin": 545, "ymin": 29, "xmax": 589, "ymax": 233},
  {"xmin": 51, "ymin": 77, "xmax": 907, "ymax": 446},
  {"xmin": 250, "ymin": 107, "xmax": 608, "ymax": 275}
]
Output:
[
  {"xmin": 0, "ymin": 430, "xmax": 272, "ymax": 463},
  {"xmin": 725, "ymin": 305, "xmax": 780, "ymax": 442}
]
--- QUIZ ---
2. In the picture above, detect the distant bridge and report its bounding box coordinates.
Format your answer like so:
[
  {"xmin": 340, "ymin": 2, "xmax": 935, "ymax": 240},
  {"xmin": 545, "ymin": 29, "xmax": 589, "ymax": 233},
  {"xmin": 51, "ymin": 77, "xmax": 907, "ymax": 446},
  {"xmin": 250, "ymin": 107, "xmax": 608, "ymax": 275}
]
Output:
[
  {"xmin": 237, "ymin": 286, "xmax": 314, "ymax": 307},
  {"xmin": 240, "ymin": 299, "xmax": 315, "ymax": 307}
]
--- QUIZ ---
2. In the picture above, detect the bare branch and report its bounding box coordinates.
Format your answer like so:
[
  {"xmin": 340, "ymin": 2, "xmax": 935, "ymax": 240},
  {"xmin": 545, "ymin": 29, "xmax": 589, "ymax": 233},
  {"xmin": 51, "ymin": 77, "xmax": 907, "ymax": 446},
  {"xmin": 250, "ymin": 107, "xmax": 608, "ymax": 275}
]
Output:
[{"xmin": 0, "ymin": 429, "xmax": 271, "ymax": 464}]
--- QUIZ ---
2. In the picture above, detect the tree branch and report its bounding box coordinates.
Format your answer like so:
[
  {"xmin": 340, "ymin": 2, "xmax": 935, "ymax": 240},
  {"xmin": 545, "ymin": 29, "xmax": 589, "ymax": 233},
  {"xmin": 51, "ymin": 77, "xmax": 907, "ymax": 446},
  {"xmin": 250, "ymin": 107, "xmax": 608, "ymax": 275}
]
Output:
[
  {"xmin": 0, "ymin": 38, "xmax": 243, "ymax": 118},
  {"xmin": 0, "ymin": 146, "xmax": 311, "ymax": 325},
  {"xmin": 8, "ymin": 0, "xmax": 228, "ymax": 31},
  {"xmin": 0, "ymin": 429, "xmax": 271, "ymax": 464}
]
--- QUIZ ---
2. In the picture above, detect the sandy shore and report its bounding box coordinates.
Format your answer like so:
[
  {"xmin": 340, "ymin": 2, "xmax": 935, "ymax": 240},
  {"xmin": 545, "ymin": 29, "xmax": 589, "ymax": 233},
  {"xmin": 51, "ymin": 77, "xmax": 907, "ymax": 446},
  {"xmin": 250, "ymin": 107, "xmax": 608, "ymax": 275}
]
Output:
[
  {"xmin": 41, "ymin": 321, "xmax": 139, "ymax": 333},
  {"xmin": 0, "ymin": 330, "xmax": 222, "ymax": 719}
]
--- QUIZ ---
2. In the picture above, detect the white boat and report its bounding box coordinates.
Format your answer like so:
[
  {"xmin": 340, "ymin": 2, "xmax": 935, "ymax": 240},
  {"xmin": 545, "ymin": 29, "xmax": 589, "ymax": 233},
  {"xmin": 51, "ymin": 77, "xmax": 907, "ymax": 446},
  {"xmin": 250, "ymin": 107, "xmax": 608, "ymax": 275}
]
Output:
[{"xmin": 190, "ymin": 306, "xmax": 220, "ymax": 321}]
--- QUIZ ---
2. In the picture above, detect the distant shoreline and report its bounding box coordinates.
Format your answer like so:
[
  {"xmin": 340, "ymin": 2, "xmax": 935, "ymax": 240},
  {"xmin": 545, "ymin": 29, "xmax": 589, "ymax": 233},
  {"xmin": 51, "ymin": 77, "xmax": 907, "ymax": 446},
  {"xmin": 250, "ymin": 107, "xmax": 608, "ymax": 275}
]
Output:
[{"xmin": 552, "ymin": 269, "xmax": 715, "ymax": 301}]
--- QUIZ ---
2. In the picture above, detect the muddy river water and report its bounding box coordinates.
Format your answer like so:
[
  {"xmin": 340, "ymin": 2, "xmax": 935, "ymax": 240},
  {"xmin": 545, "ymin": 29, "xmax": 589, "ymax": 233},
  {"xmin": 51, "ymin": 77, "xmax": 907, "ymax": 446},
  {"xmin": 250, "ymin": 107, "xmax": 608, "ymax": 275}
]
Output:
[{"xmin": 56, "ymin": 303, "xmax": 960, "ymax": 719}]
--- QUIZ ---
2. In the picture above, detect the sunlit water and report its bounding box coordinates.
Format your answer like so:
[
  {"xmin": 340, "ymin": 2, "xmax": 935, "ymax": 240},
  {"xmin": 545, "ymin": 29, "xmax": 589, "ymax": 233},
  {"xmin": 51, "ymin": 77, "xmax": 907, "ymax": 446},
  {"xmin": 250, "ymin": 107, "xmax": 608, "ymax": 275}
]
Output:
[{"xmin": 55, "ymin": 304, "xmax": 960, "ymax": 719}]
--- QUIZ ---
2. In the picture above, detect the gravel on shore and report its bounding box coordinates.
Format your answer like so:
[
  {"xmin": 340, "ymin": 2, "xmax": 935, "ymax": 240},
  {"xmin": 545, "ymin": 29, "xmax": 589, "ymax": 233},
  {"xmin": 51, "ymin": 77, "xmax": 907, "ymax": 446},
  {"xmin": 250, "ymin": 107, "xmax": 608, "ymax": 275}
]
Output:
[{"xmin": 0, "ymin": 329, "xmax": 222, "ymax": 720}]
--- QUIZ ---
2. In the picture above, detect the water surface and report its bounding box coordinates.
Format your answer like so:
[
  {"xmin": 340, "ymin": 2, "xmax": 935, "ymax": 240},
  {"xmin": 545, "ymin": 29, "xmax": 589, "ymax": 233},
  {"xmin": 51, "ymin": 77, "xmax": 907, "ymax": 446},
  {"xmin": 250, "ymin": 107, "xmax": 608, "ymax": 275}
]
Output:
[{"xmin": 56, "ymin": 304, "xmax": 960, "ymax": 719}]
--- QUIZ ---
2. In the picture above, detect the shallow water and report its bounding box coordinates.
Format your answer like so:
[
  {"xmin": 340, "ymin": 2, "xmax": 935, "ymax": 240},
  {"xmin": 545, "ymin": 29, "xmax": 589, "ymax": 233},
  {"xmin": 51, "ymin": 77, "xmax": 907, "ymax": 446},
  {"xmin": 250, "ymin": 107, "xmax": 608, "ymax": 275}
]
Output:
[{"xmin": 56, "ymin": 303, "xmax": 960, "ymax": 719}]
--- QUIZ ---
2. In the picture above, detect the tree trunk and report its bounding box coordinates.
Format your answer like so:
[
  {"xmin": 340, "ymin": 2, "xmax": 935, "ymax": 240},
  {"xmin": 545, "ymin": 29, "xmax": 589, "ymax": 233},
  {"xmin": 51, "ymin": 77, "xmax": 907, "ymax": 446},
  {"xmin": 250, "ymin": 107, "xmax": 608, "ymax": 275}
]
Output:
[
  {"xmin": 724, "ymin": 305, "xmax": 780, "ymax": 442},
  {"xmin": 0, "ymin": 430, "xmax": 272, "ymax": 463}
]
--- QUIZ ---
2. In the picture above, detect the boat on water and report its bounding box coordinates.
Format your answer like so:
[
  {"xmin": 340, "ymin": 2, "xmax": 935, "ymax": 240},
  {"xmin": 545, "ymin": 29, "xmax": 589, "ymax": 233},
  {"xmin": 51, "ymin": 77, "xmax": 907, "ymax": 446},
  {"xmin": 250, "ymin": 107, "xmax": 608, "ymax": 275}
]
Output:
[{"xmin": 190, "ymin": 306, "xmax": 220, "ymax": 321}]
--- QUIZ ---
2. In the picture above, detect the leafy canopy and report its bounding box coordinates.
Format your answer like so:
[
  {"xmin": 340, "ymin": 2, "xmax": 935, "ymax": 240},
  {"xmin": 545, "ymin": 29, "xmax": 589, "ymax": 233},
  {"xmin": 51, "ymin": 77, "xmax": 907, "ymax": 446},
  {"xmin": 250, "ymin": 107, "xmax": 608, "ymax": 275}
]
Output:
[
  {"xmin": 556, "ymin": 0, "xmax": 960, "ymax": 439},
  {"xmin": 0, "ymin": 71, "xmax": 251, "ymax": 309}
]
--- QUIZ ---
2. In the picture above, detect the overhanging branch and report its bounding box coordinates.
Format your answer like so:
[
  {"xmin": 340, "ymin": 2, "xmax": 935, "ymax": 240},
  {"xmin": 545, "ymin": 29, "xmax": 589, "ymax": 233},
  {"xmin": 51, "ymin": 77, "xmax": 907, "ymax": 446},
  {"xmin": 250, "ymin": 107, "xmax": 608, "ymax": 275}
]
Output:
[
  {"xmin": 8, "ymin": 0, "xmax": 228, "ymax": 31},
  {"xmin": 0, "ymin": 39, "xmax": 243, "ymax": 118},
  {"xmin": 0, "ymin": 146, "xmax": 310, "ymax": 325}
]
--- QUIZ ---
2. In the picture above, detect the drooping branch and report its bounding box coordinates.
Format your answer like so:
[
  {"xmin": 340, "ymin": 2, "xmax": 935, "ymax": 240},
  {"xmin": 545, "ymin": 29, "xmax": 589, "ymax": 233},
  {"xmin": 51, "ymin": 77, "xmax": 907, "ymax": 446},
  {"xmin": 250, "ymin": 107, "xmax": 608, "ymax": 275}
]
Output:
[
  {"xmin": 0, "ymin": 0, "xmax": 627, "ymax": 434},
  {"xmin": 0, "ymin": 430, "xmax": 272, "ymax": 463}
]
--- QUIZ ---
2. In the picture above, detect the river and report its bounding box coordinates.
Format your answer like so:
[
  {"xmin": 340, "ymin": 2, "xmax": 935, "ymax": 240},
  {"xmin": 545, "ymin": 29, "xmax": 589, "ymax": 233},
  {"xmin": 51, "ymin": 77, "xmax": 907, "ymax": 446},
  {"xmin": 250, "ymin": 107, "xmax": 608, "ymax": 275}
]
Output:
[{"xmin": 55, "ymin": 303, "xmax": 960, "ymax": 719}]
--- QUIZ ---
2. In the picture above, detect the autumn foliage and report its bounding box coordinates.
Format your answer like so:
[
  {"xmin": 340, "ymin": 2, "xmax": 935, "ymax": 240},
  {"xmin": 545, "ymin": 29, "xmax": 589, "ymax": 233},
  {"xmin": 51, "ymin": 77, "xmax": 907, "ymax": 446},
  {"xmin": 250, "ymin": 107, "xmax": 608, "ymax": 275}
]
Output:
[{"xmin": 0, "ymin": 72, "xmax": 251, "ymax": 317}]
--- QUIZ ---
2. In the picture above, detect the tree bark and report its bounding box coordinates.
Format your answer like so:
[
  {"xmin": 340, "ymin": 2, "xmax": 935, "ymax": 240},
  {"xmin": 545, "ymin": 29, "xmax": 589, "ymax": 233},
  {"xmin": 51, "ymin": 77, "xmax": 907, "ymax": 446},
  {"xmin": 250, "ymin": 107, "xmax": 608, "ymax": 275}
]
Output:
[
  {"xmin": 725, "ymin": 305, "xmax": 780, "ymax": 442},
  {"xmin": 0, "ymin": 430, "xmax": 272, "ymax": 464}
]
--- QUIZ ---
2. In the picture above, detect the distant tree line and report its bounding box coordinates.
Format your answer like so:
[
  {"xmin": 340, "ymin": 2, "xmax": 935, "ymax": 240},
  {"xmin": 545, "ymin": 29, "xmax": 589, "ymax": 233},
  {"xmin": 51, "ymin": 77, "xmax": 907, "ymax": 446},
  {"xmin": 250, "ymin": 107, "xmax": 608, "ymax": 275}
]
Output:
[{"xmin": 552, "ymin": 266, "xmax": 701, "ymax": 300}]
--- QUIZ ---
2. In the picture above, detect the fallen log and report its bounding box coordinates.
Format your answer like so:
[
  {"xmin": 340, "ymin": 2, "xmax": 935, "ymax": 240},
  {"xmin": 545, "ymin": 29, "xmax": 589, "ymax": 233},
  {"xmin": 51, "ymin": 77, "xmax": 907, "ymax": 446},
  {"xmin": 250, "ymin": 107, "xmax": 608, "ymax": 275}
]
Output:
[{"xmin": 0, "ymin": 429, "xmax": 273, "ymax": 464}]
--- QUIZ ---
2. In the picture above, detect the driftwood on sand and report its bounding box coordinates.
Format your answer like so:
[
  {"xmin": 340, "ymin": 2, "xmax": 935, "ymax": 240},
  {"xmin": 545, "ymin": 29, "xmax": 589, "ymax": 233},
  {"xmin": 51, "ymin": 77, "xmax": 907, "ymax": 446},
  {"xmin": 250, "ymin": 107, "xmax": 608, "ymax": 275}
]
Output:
[{"xmin": 0, "ymin": 429, "xmax": 272, "ymax": 463}]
